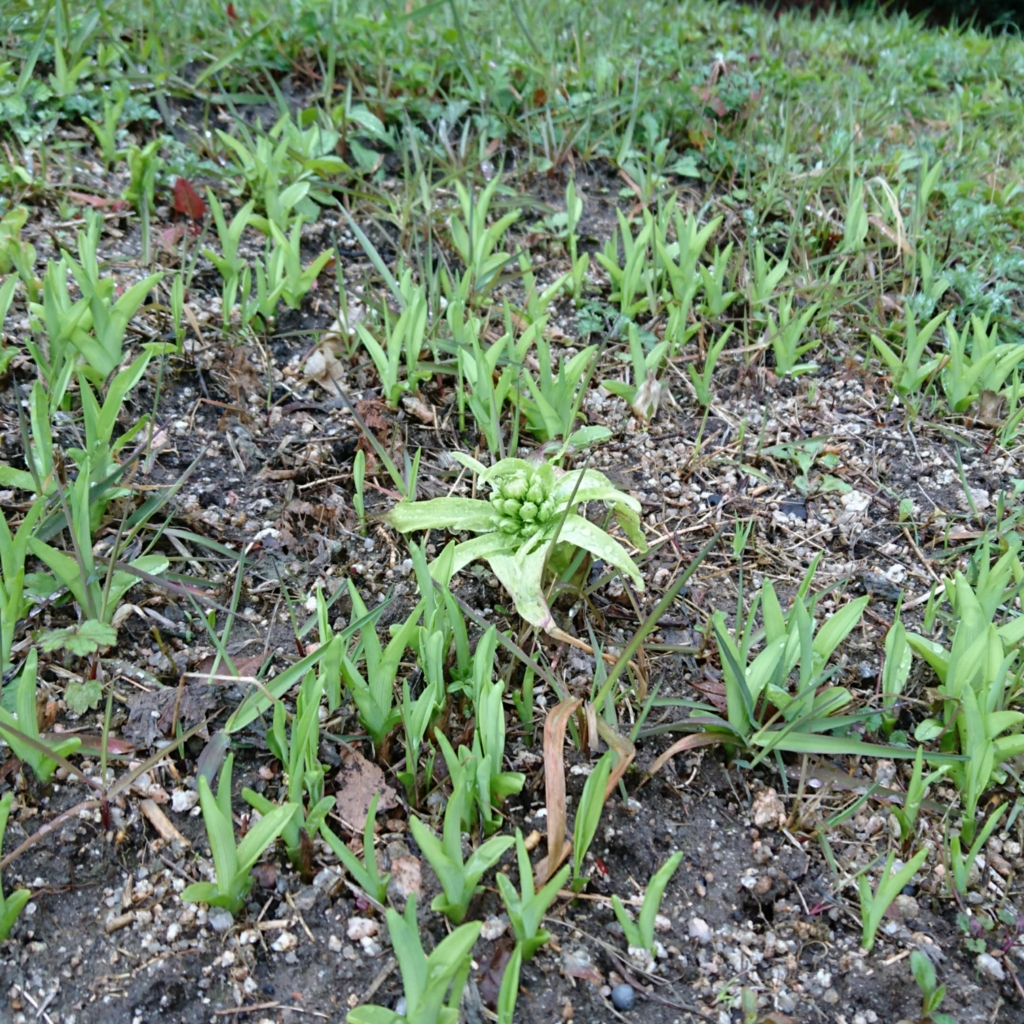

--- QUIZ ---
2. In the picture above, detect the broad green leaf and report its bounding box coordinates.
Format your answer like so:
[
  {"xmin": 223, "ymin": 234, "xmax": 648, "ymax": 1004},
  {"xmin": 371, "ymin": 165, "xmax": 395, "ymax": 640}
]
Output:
[
  {"xmin": 236, "ymin": 801, "xmax": 299, "ymax": 875},
  {"xmin": 555, "ymin": 514, "xmax": 644, "ymax": 589},
  {"xmin": 814, "ymin": 595, "xmax": 869, "ymax": 666},
  {"xmin": 226, "ymin": 637, "xmax": 339, "ymax": 732},
  {"xmin": 196, "ymin": 775, "xmax": 239, "ymax": 886},
  {"xmin": 64, "ymin": 679, "xmax": 103, "ymax": 714},
  {"xmin": 387, "ymin": 496, "xmax": 497, "ymax": 535}
]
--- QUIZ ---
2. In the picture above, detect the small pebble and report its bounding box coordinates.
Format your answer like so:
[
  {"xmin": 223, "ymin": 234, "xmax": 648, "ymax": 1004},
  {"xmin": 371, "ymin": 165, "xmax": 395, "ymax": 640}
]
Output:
[
  {"xmin": 977, "ymin": 952, "xmax": 1005, "ymax": 982},
  {"xmin": 208, "ymin": 909, "xmax": 234, "ymax": 934},
  {"xmin": 611, "ymin": 984, "xmax": 635, "ymax": 1011}
]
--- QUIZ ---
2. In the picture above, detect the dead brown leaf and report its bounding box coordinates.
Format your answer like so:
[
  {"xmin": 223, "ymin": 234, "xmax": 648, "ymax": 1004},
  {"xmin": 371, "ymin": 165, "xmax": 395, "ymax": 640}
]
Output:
[
  {"xmin": 304, "ymin": 343, "xmax": 347, "ymax": 396},
  {"xmin": 333, "ymin": 747, "xmax": 397, "ymax": 830},
  {"xmin": 593, "ymin": 714, "xmax": 635, "ymax": 800},
  {"xmin": 975, "ymin": 388, "xmax": 1006, "ymax": 428},
  {"xmin": 535, "ymin": 698, "xmax": 581, "ymax": 886},
  {"xmin": 646, "ymin": 731, "xmax": 725, "ymax": 780},
  {"xmin": 191, "ymin": 653, "xmax": 268, "ymax": 683},
  {"xmin": 123, "ymin": 682, "xmax": 219, "ymax": 747}
]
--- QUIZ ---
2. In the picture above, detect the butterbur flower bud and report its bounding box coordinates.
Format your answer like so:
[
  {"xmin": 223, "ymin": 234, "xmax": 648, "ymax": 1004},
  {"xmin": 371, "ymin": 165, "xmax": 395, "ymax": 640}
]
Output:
[
  {"xmin": 527, "ymin": 480, "xmax": 547, "ymax": 504},
  {"xmin": 520, "ymin": 501, "xmax": 538, "ymax": 520},
  {"xmin": 502, "ymin": 477, "xmax": 528, "ymax": 501},
  {"xmin": 501, "ymin": 498, "xmax": 522, "ymax": 516}
]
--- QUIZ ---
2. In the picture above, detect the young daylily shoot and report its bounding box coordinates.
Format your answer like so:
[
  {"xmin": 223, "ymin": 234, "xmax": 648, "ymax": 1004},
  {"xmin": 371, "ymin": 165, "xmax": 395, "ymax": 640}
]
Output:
[{"xmin": 386, "ymin": 453, "xmax": 647, "ymax": 650}]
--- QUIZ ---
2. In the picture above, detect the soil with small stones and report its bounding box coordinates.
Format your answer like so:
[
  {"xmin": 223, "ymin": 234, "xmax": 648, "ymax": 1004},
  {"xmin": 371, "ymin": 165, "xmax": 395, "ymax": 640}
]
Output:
[{"xmin": 2, "ymin": 102, "xmax": 1024, "ymax": 1024}]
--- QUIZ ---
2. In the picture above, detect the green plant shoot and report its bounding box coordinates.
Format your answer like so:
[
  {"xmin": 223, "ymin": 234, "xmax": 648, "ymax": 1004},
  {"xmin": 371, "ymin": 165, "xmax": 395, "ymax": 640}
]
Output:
[
  {"xmin": 182, "ymin": 753, "xmax": 298, "ymax": 915},
  {"xmin": 387, "ymin": 453, "xmax": 646, "ymax": 649}
]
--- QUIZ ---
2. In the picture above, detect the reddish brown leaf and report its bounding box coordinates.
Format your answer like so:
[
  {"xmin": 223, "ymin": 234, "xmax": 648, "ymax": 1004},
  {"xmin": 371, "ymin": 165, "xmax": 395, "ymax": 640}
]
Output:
[
  {"xmin": 67, "ymin": 191, "xmax": 131, "ymax": 212},
  {"xmin": 593, "ymin": 713, "xmax": 635, "ymax": 800},
  {"xmin": 647, "ymin": 731, "xmax": 725, "ymax": 778},
  {"xmin": 172, "ymin": 177, "xmax": 206, "ymax": 220},
  {"xmin": 333, "ymin": 746, "xmax": 397, "ymax": 830},
  {"xmin": 534, "ymin": 698, "xmax": 580, "ymax": 886},
  {"xmin": 158, "ymin": 224, "xmax": 187, "ymax": 251}
]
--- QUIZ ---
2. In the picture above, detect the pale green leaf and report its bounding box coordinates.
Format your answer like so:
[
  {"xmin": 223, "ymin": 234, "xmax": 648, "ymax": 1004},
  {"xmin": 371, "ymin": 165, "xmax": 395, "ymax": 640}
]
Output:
[
  {"xmin": 387, "ymin": 497, "xmax": 496, "ymax": 535},
  {"xmin": 554, "ymin": 514, "xmax": 644, "ymax": 589}
]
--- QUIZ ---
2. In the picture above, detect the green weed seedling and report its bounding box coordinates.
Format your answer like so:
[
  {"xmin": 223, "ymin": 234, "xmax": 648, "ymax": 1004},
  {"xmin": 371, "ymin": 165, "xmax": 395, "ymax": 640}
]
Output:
[
  {"xmin": 595, "ymin": 209, "xmax": 656, "ymax": 317},
  {"xmin": 408, "ymin": 540, "xmax": 471, "ymax": 694},
  {"xmin": 859, "ymin": 847, "xmax": 928, "ymax": 952},
  {"xmin": 387, "ymin": 452, "xmax": 645, "ymax": 649},
  {"xmin": 347, "ymin": 895, "xmax": 481, "ymax": 1024},
  {"xmin": 218, "ymin": 115, "xmax": 342, "ymax": 229},
  {"xmin": 446, "ymin": 174, "xmax": 521, "ymax": 303},
  {"xmin": 28, "ymin": 457, "xmax": 169, "ymax": 624},
  {"xmin": 434, "ymin": 727, "xmax": 525, "ymax": 836},
  {"xmin": 39, "ymin": 620, "xmax": 116, "ymax": 714},
  {"xmin": 83, "ymin": 83, "xmax": 128, "ymax": 169},
  {"xmin": 890, "ymin": 747, "xmax": 948, "ymax": 854},
  {"xmin": 516, "ymin": 326, "xmax": 604, "ymax": 446},
  {"xmin": 910, "ymin": 948, "xmax": 957, "ymax": 1024},
  {"xmin": 355, "ymin": 269, "xmax": 430, "ymax": 407},
  {"xmin": 698, "ymin": 242, "xmax": 738, "ymax": 317},
  {"xmin": 948, "ymin": 806, "xmax": 1007, "ymax": 896},
  {"xmin": 0, "ymin": 275, "xmax": 18, "ymax": 374},
  {"xmin": 408, "ymin": 778, "xmax": 514, "ymax": 924},
  {"xmin": 0, "ymin": 792, "xmax": 30, "ymax": 939},
  {"xmin": 352, "ymin": 449, "xmax": 367, "ymax": 527},
  {"xmin": 518, "ymin": 252, "xmax": 570, "ymax": 321},
  {"xmin": 747, "ymin": 241, "xmax": 788, "ymax": 317},
  {"xmin": 263, "ymin": 218, "xmax": 334, "ymax": 311},
  {"xmin": 242, "ymin": 671, "xmax": 334, "ymax": 876},
  {"xmin": 572, "ymin": 749, "xmax": 614, "ymax": 891},
  {"xmin": 872, "ymin": 310, "xmax": 949, "ymax": 402},
  {"xmin": 32, "ymin": 235, "xmax": 164, "ymax": 384},
  {"xmin": 881, "ymin": 609, "xmax": 912, "ymax": 735},
  {"xmin": 341, "ymin": 580, "xmax": 419, "ymax": 751},
  {"xmin": 203, "ymin": 193, "xmax": 255, "ymax": 325},
  {"xmin": 497, "ymin": 829, "xmax": 569, "ymax": 958},
  {"xmin": 688, "ymin": 326, "xmax": 732, "ymax": 407},
  {"xmin": 0, "ymin": 494, "xmax": 44, "ymax": 675},
  {"xmin": 706, "ymin": 570, "xmax": 875, "ymax": 762},
  {"xmin": 497, "ymin": 943, "xmax": 523, "ymax": 1024},
  {"xmin": 398, "ymin": 638, "xmax": 443, "ymax": 805},
  {"xmin": 601, "ymin": 321, "xmax": 669, "ymax": 422},
  {"xmin": 0, "ymin": 650, "xmax": 81, "ymax": 783},
  {"xmin": 611, "ymin": 851, "xmax": 684, "ymax": 956},
  {"xmin": 761, "ymin": 438, "xmax": 850, "ymax": 497},
  {"xmin": 655, "ymin": 206, "xmax": 721, "ymax": 316},
  {"xmin": 905, "ymin": 559, "xmax": 1024, "ymax": 840},
  {"xmin": 183, "ymin": 753, "xmax": 298, "ymax": 915},
  {"xmin": 449, "ymin": 301, "xmax": 522, "ymax": 453},
  {"xmin": 766, "ymin": 291, "xmax": 820, "ymax": 377},
  {"xmin": 940, "ymin": 311, "xmax": 1024, "ymax": 414},
  {"xmin": 429, "ymin": 625, "xmax": 525, "ymax": 830},
  {"xmin": 124, "ymin": 140, "xmax": 163, "ymax": 262},
  {"xmin": 561, "ymin": 176, "xmax": 589, "ymax": 305},
  {"xmin": 0, "ymin": 207, "xmax": 37, "ymax": 289},
  {"xmin": 322, "ymin": 792, "xmax": 390, "ymax": 904}
]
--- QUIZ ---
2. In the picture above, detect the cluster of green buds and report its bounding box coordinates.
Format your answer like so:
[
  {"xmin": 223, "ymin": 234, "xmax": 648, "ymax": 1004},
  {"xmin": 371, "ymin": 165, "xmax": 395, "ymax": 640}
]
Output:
[
  {"xmin": 386, "ymin": 451, "xmax": 646, "ymax": 646},
  {"xmin": 488, "ymin": 462, "xmax": 556, "ymax": 540}
]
